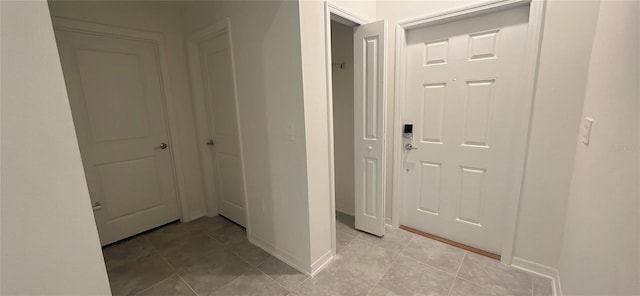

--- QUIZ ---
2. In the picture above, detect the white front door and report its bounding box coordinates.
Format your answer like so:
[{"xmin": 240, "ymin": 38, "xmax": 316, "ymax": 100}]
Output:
[
  {"xmin": 354, "ymin": 20, "xmax": 387, "ymax": 236},
  {"xmin": 401, "ymin": 6, "xmax": 529, "ymax": 254},
  {"xmin": 55, "ymin": 28, "xmax": 180, "ymax": 245},
  {"xmin": 195, "ymin": 31, "xmax": 247, "ymax": 227}
]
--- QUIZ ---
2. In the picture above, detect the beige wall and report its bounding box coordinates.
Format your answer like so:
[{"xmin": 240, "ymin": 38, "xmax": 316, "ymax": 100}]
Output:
[
  {"xmin": 331, "ymin": 21, "xmax": 356, "ymax": 216},
  {"xmin": 48, "ymin": 1, "xmax": 209, "ymax": 221},
  {"xmin": 183, "ymin": 1, "xmax": 314, "ymax": 273},
  {"xmin": 558, "ymin": 1, "xmax": 639, "ymax": 294},
  {"xmin": 511, "ymin": 0, "xmax": 600, "ymax": 268},
  {"xmin": 298, "ymin": 0, "xmax": 335, "ymax": 271},
  {"xmin": 1, "ymin": 1, "xmax": 111, "ymax": 294}
]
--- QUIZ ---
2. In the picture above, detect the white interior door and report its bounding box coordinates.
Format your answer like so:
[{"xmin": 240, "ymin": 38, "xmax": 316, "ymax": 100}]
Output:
[
  {"xmin": 55, "ymin": 28, "xmax": 180, "ymax": 246},
  {"xmin": 354, "ymin": 20, "xmax": 386, "ymax": 236},
  {"xmin": 195, "ymin": 31, "xmax": 247, "ymax": 227},
  {"xmin": 401, "ymin": 7, "xmax": 529, "ymax": 254}
]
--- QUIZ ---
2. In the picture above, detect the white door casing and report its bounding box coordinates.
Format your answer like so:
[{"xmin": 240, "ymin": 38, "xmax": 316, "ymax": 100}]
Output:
[
  {"xmin": 188, "ymin": 21, "xmax": 247, "ymax": 227},
  {"xmin": 354, "ymin": 20, "xmax": 387, "ymax": 237},
  {"xmin": 401, "ymin": 6, "xmax": 529, "ymax": 254},
  {"xmin": 55, "ymin": 24, "xmax": 181, "ymax": 245}
]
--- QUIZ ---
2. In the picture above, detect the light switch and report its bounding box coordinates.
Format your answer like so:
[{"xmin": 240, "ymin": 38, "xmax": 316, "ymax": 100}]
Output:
[{"xmin": 582, "ymin": 117, "xmax": 593, "ymax": 146}]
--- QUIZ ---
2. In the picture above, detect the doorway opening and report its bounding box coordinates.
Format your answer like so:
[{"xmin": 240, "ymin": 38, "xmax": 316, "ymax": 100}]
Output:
[
  {"xmin": 330, "ymin": 18, "xmax": 359, "ymax": 252},
  {"xmin": 326, "ymin": 5, "xmax": 388, "ymax": 255}
]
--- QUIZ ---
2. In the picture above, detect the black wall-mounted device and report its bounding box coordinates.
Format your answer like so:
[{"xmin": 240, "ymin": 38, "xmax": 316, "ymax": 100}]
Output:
[{"xmin": 403, "ymin": 124, "xmax": 414, "ymax": 138}]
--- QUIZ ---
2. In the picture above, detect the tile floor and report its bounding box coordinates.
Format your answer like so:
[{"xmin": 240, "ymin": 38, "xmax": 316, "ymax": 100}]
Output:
[{"xmin": 102, "ymin": 212, "xmax": 553, "ymax": 296}]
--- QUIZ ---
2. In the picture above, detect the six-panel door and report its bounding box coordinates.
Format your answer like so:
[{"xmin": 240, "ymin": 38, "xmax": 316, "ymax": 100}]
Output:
[{"xmin": 401, "ymin": 6, "xmax": 529, "ymax": 254}]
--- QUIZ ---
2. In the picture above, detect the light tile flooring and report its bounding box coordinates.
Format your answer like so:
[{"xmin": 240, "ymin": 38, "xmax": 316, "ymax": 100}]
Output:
[{"xmin": 102, "ymin": 212, "xmax": 552, "ymax": 296}]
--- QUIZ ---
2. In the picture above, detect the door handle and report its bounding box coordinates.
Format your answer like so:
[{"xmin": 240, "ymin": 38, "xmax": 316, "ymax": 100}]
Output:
[
  {"xmin": 157, "ymin": 142, "xmax": 168, "ymax": 150},
  {"xmin": 92, "ymin": 202, "xmax": 102, "ymax": 212},
  {"xmin": 405, "ymin": 143, "xmax": 418, "ymax": 150},
  {"xmin": 206, "ymin": 140, "xmax": 214, "ymax": 146}
]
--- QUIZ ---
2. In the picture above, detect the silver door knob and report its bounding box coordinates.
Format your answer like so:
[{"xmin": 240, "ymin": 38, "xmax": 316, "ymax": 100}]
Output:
[
  {"xmin": 157, "ymin": 143, "xmax": 168, "ymax": 150},
  {"xmin": 405, "ymin": 143, "xmax": 418, "ymax": 150},
  {"xmin": 92, "ymin": 202, "xmax": 102, "ymax": 212},
  {"xmin": 206, "ymin": 140, "xmax": 214, "ymax": 146}
]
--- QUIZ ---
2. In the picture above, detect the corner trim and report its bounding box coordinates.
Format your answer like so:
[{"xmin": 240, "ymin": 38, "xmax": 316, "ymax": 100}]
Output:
[
  {"xmin": 248, "ymin": 234, "xmax": 312, "ymax": 276},
  {"xmin": 512, "ymin": 257, "xmax": 562, "ymax": 296},
  {"xmin": 310, "ymin": 249, "xmax": 334, "ymax": 277}
]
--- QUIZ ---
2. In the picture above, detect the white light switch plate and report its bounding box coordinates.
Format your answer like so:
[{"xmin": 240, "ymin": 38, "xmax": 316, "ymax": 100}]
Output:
[{"xmin": 582, "ymin": 117, "xmax": 593, "ymax": 146}]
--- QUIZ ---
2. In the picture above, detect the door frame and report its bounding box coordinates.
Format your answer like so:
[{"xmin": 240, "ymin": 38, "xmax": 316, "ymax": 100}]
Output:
[
  {"xmin": 324, "ymin": 1, "xmax": 372, "ymax": 255},
  {"xmin": 391, "ymin": 0, "xmax": 546, "ymax": 265},
  {"xmin": 186, "ymin": 19, "xmax": 250, "ymax": 227},
  {"xmin": 52, "ymin": 17, "xmax": 192, "ymax": 222}
]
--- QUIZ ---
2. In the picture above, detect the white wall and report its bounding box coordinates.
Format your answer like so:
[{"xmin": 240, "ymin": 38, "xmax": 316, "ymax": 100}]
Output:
[
  {"xmin": 47, "ymin": 1, "xmax": 209, "ymax": 221},
  {"xmin": 0, "ymin": 1, "xmax": 111, "ymax": 294},
  {"xmin": 557, "ymin": 1, "xmax": 639, "ymax": 294},
  {"xmin": 331, "ymin": 21, "xmax": 355, "ymax": 216},
  {"xmin": 298, "ymin": 0, "xmax": 335, "ymax": 272},
  {"xmin": 511, "ymin": 0, "xmax": 600, "ymax": 268},
  {"xmin": 182, "ymin": 1, "xmax": 314, "ymax": 273}
]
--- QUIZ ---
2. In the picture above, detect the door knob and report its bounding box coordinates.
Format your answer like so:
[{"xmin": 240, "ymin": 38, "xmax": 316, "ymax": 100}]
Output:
[
  {"xmin": 368, "ymin": 146, "xmax": 373, "ymax": 151},
  {"xmin": 206, "ymin": 140, "xmax": 214, "ymax": 146},
  {"xmin": 157, "ymin": 143, "xmax": 168, "ymax": 150},
  {"xmin": 405, "ymin": 143, "xmax": 418, "ymax": 150},
  {"xmin": 92, "ymin": 202, "xmax": 102, "ymax": 212}
]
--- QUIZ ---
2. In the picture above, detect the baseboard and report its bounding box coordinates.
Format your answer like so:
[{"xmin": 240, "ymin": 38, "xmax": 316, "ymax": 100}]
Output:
[
  {"xmin": 385, "ymin": 217, "xmax": 392, "ymax": 227},
  {"xmin": 511, "ymin": 257, "xmax": 562, "ymax": 296},
  {"xmin": 248, "ymin": 233, "xmax": 312, "ymax": 276},
  {"xmin": 183, "ymin": 209, "xmax": 208, "ymax": 222},
  {"xmin": 310, "ymin": 249, "xmax": 334, "ymax": 277},
  {"xmin": 335, "ymin": 208, "xmax": 355, "ymax": 216}
]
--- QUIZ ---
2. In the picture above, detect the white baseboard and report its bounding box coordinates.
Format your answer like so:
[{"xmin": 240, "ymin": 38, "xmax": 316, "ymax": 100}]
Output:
[
  {"xmin": 310, "ymin": 249, "xmax": 334, "ymax": 277},
  {"xmin": 511, "ymin": 257, "xmax": 562, "ymax": 296},
  {"xmin": 385, "ymin": 217, "xmax": 393, "ymax": 227},
  {"xmin": 248, "ymin": 233, "xmax": 313, "ymax": 276},
  {"xmin": 335, "ymin": 208, "xmax": 355, "ymax": 216},
  {"xmin": 182, "ymin": 209, "xmax": 208, "ymax": 222}
]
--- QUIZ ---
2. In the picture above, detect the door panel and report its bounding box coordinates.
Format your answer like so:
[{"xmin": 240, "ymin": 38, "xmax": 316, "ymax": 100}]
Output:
[
  {"xmin": 55, "ymin": 29, "xmax": 180, "ymax": 245},
  {"xmin": 354, "ymin": 20, "xmax": 386, "ymax": 236},
  {"xmin": 197, "ymin": 32, "xmax": 247, "ymax": 227},
  {"xmin": 402, "ymin": 6, "xmax": 529, "ymax": 253}
]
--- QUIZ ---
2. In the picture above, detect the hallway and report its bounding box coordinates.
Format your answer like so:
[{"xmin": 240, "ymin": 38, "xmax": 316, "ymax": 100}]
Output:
[{"xmin": 103, "ymin": 213, "xmax": 552, "ymax": 296}]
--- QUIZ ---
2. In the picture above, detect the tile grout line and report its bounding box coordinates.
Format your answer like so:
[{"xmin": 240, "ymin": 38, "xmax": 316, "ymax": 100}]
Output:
[
  {"xmin": 255, "ymin": 258, "xmax": 309, "ymax": 293},
  {"xmin": 132, "ymin": 252, "xmax": 183, "ymax": 296},
  {"xmin": 202, "ymin": 231, "xmax": 268, "ymax": 294},
  {"xmin": 132, "ymin": 272, "xmax": 178, "ymax": 296},
  {"xmin": 204, "ymin": 224, "xmax": 297, "ymax": 294},
  {"xmin": 401, "ymin": 252, "xmax": 461, "ymax": 277},
  {"xmin": 213, "ymin": 267, "xmax": 254, "ymax": 293},
  {"xmin": 339, "ymin": 229, "xmax": 361, "ymax": 253},
  {"xmin": 291, "ymin": 226, "xmax": 359, "ymax": 295},
  {"xmin": 531, "ymin": 276, "xmax": 535, "ymax": 296},
  {"xmin": 257, "ymin": 267, "xmax": 294, "ymax": 294},
  {"xmin": 366, "ymin": 250, "xmax": 402, "ymax": 295},
  {"xmin": 447, "ymin": 252, "xmax": 467, "ymax": 296},
  {"xmin": 364, "ymin": 234, "xmax": 414, "ymax": 295},
  {"xmin": 177, "ymin": 274, "xmax": 201, "ymax": 296},
  {"xmin": 203, "ymin": 226, "xmax": 272, "ymax": 269}
]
